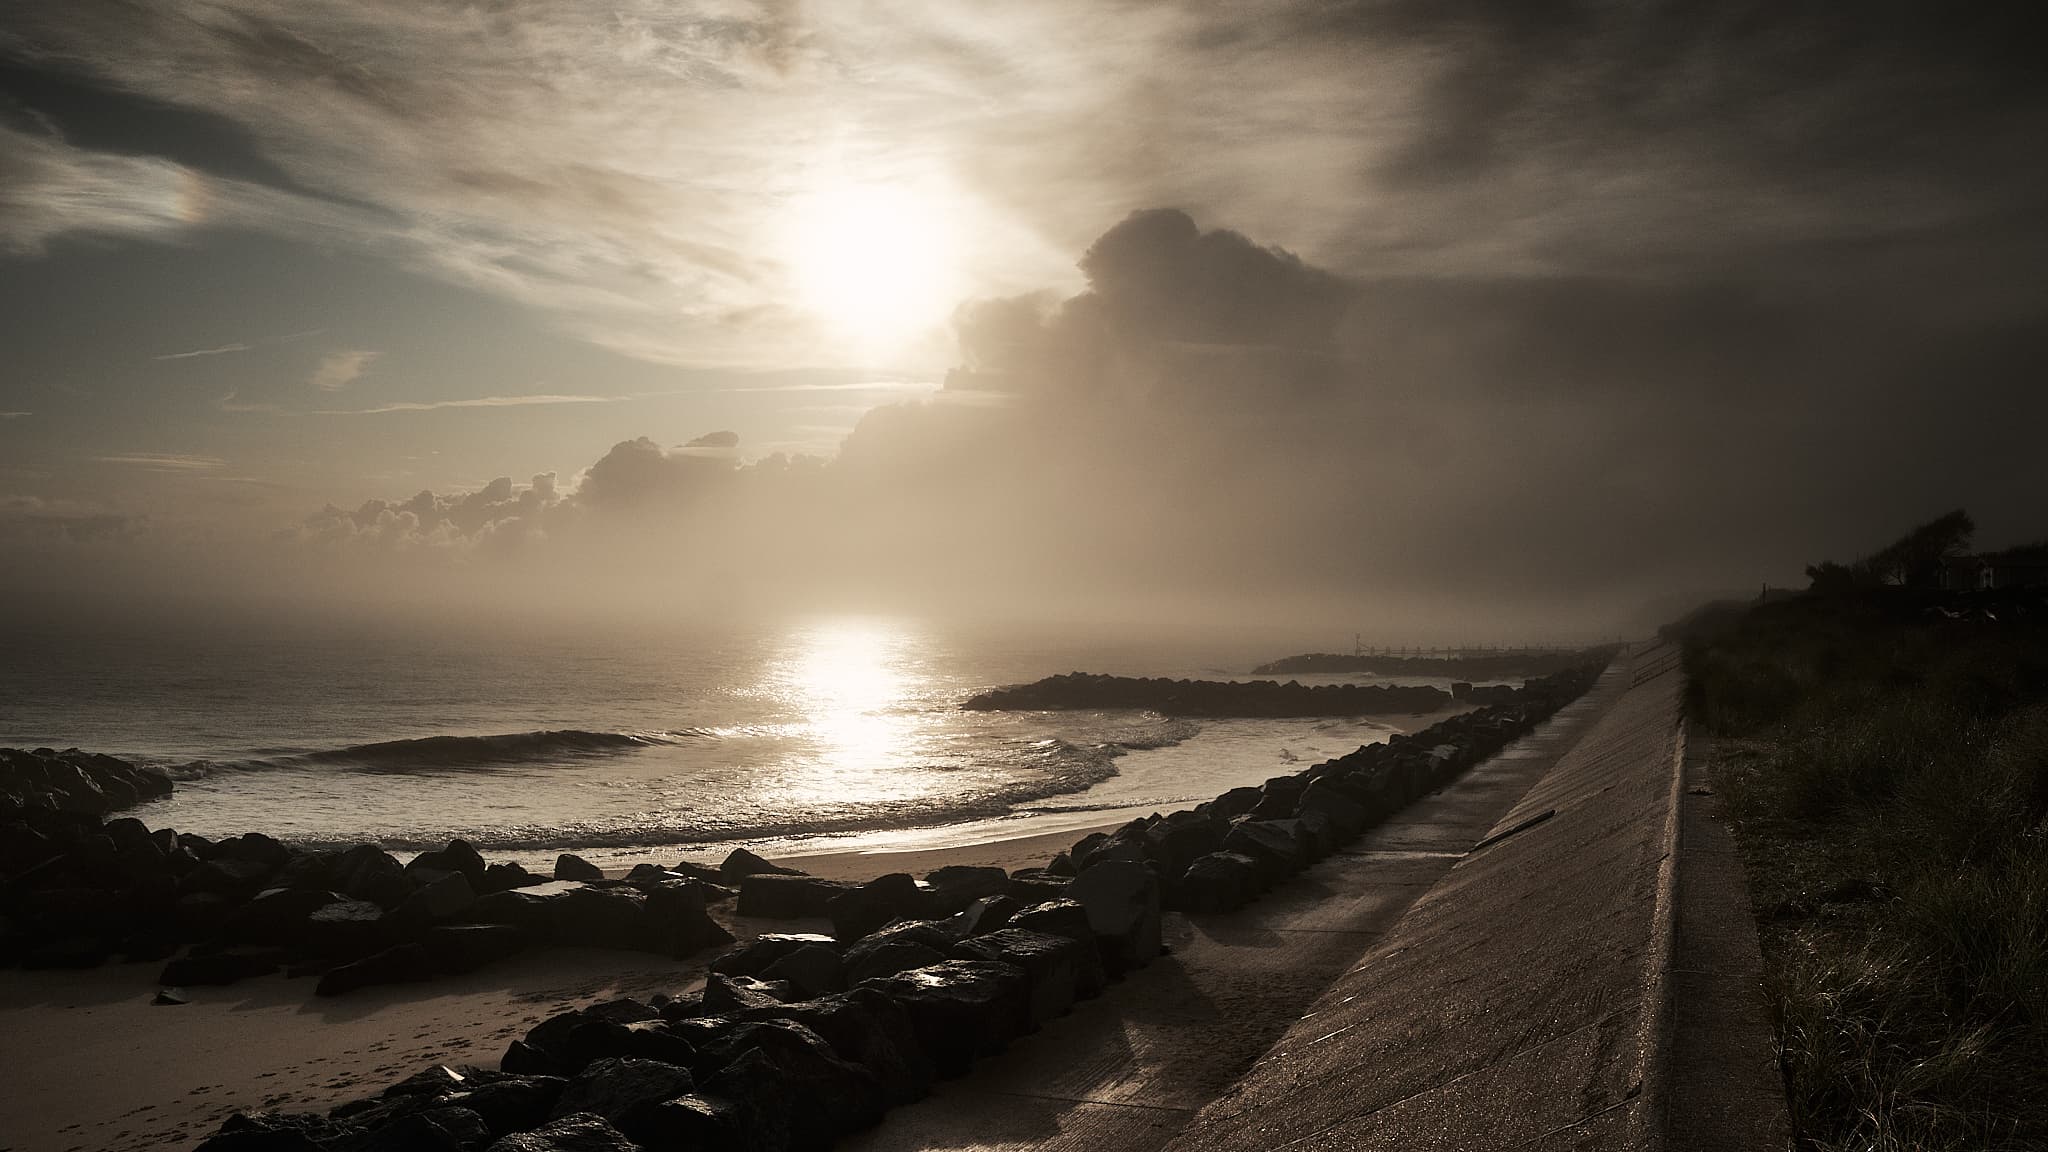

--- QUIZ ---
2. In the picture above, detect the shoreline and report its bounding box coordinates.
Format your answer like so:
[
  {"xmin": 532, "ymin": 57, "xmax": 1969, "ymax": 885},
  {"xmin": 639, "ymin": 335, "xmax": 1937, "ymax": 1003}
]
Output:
[{"xmin": 0, "ymin": 705, "xmax": 1463, "ymax": 1152}]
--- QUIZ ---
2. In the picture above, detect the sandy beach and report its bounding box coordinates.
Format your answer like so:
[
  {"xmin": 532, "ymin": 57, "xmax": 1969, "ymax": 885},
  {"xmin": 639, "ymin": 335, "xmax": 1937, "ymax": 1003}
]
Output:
[{"xmin": 0, "ymin": 820, "xmax": 1122, "ymax": 1152}]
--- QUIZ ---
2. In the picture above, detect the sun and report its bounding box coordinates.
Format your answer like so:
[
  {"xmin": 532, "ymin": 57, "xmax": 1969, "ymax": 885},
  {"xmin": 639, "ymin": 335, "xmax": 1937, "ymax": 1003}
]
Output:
[{"xmin": 785, "ymin": 178, "xmax": 962, "ymax": 353}]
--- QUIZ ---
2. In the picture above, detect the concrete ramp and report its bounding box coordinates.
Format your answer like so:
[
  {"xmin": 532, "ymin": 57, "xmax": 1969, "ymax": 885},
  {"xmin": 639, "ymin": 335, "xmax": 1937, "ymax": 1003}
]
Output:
[{"xmin": 1163, "ymin": 642, "xmax": 1758, "ymax": 1151}]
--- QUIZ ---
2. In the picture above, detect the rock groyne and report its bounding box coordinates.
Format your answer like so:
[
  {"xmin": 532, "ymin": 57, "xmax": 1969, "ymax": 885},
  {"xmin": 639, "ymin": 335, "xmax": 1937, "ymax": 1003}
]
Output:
[
  {"xmin": 963, "ymin": 672, "xmax": 1451, "ymax": 717},
  {"xmin": 0, "ymin": 747, "xmax": 172, "ymax": 815}
]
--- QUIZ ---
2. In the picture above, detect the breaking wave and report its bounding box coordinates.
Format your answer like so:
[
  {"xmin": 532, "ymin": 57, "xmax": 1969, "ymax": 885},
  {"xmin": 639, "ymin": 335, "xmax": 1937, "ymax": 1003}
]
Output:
[{"xmin": 170, "ymin": 728, "xmax": 699, "ymax": 778}]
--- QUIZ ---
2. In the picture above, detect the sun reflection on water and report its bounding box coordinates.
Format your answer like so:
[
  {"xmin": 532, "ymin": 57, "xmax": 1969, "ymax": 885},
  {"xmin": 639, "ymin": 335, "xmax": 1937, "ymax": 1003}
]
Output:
[{"xmin": 765, "ymin": 619, "xmax": 936, "ymax": 808}]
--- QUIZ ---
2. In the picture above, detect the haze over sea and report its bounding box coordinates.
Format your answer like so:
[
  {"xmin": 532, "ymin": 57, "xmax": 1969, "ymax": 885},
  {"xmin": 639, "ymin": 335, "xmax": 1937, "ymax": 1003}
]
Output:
[{"xmin": 0, "ymin": 614, "xmax": 1454, "ymax": 866}]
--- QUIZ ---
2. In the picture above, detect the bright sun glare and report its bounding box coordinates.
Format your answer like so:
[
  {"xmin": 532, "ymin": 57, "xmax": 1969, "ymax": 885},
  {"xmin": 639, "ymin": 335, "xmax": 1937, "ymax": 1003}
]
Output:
[{"xmin": 787, "ymin": 180, "xmax": 962, "ymax": 353}]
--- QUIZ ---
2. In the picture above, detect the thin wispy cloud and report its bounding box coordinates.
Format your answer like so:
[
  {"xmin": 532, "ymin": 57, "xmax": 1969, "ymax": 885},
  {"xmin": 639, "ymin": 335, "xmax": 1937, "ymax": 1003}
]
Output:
[
  {"xmin": 314, "ymin": 394, "xmax": 621, "ymax": 415},
  {"xmin": 0, "ymin": 411, "xmax": 32, "ymax": 419},
  {"xmin": 154, "ymin": 343, "xmax": 254, "ymax": 361},
  {"xmin": 309, "ymin": 349, "xmax": 378, "ymax": 392},
  {"xmin": 92, "ymin": 453, "xmax": 228, "ymax": 472},
  {"xmin": 215, "ymin": 391, "xmax": 278, "ymax": 414}
]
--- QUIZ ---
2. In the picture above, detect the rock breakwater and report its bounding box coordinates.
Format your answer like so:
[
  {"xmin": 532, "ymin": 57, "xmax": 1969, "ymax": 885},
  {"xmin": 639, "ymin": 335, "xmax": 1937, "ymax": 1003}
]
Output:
[
  {"xmin": 0, "ymin": 747, "xmax": 172, "ymax": 815},
  {"xmin": 963, "ymin": 672, "xmax": 1450, "ymax": 717}
]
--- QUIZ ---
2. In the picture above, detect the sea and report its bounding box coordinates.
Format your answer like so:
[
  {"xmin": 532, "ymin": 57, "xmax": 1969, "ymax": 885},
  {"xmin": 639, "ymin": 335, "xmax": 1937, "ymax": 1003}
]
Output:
[{"xmin": 0, "ymin": 613, "xmax": 1478, "ymax": 868}]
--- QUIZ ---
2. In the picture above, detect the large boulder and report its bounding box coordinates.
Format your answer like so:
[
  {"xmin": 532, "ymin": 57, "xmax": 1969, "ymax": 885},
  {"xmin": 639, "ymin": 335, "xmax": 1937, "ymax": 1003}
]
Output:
[
  {"xmin": 702, "ymin": 972, "xmax": 795, "ymax": 1015},
  {"xmin": 1221, "ymin": 819, "xmax": 1309, "ymax": 882},
  {"xmin": 316, "ymin": 941, "xmax": 435, "ymax": 996},
  {"xmin": 737, "ymin": 986, "xmax": 933, "ymax": 1106},
  {"xmin": 159, "ymin": 949, "xmax": 281, "ymax": 987},
  {"xmin": 950, "ymin": 927, "xmax": 1099, "ymax": 1018},
  {"xmin": 485, "ymin": 1112, "xmax": 638, "ymax": 1151},
  {"xmin": 692, "ymin": 1020, "xmax": 887, "ymax": 1146},
  {"xmin": 1296, "ymin": 779, "xmax": 1368, "ymax": 839},
  {"xmin": 553, "ymin": 854, "xmax": 605, "ymax": 883},
  {"xmin": 452, "ymin": 1075, "xmax": 567, "ymax": 1139},
  {"xmin": 718, "ymin": 847, "xmax": 801, "ymax": 883},
  {"xmin": 1065, "ymin": 860, "xmax": 1162, "ymax": 975},
  {"xmin": 858, "ymin": 960, "xmax": 1033, "ymax": 1076},
  {"xmin": 390, "ymin": 871, "xmax": 477, "ymax": 928},
  {"xmin": 758, "ymin": 943, "xmax": 845, "ymax": 998},
  {"xmin": 1007, "ymin": 899, "xmax": 1094, "ymax": 944},
  {"xmin": 826, "ymin": 873, "xmax": 930, "ymax": 940},
  {"xmin": 922, "ymin": 865, "xmax": 1010, "ymax": 914},
  {"xmin": 709, "ymin": 933, "xmax": 837, "ymax": 978},
  {"xmin": 407, "ymin": 838, "xmax": 489, "ymax": 889},
  {"xmin": 735, "ymin": 873, "xmax": 851, "ymax": 919},
  {"xmin": 1176, "ymin": 851, "xmax": 1262, "ymax": 914},
  {"xmin": 548, "ymin": 1056, "xmax": 695, "ymax": 1132},
  {"xmin": 643, "ymin": 882, "xmax": 734, "ymax": 958},
  {"xmin": 549, "ymin": 887, "xmax": 648, "ymax": 950}
]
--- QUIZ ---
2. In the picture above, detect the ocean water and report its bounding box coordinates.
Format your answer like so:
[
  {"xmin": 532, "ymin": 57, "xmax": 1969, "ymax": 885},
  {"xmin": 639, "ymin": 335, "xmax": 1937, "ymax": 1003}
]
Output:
[{"xmin": 0, "ymin": 614, "xmax": 1460, "ymax": 865}]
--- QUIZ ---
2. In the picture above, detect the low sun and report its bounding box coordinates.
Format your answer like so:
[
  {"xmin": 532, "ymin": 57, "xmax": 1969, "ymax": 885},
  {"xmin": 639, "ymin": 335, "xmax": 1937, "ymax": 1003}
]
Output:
[{"xmin": 785, "ymin": 179, "xmax": 962, "ymax": 353}]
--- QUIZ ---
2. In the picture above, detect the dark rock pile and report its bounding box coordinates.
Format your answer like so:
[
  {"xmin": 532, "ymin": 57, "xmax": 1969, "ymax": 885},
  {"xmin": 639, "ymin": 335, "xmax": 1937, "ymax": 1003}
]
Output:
[
  {"xmin": 0, "ymin": 747, "xmax": 173, "ymax": 814},
  {"xmin": 0, "ymin": 810, "xmax": 733, "ymax": 984},
  {"xmin": 191, "ymin": 658, "xmax": 1607, "ymax": 1151},
  {"xmin": 963, "ymin": 672, "xmax": 1452, "ymax": 717}
]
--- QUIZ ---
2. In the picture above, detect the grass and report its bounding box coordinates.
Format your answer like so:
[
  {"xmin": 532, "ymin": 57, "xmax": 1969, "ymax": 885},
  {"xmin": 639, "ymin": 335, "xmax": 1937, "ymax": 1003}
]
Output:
[{"xmin": 1682, "ymin": 590, "xmax": 2048, "ymax": 1150}]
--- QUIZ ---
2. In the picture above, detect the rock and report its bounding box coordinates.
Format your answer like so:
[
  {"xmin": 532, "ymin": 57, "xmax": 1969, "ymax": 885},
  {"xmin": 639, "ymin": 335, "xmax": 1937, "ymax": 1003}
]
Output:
[
  {"xmin": 484, "ymin": 1112, "xmax": 638, "ymax": 1151},
  {"xmin": 419, "ymin": 923, "xmax": 527, "ymax": 974},
  {"xmin": 923, "ymin": 865, "xmax": 1010, "ymax": 913},
  {"xmin": 549, "ymin": 1056, "xmax": 695, "ymax": 1132},
  {"xmin": 736, "ymin": 987, "xmax": 933, "ymax": 1106},
  {"xmin": 943, "ymin": 895, "xmax": 1019, "ymax": 938},
  {"xmin": 1221, "ymin": 819, "xmax": 1309, "ymax": 882},
  {"xmin": 369, "ymin": 1105, "xmax": 493, "ymax": 1150},
  {"xmin": 826, "ymin": 872, "xmax": 930, "ymax": 940},
  {"xmin": 408, "ymin": 839, "xmax": 489, "ymax": 889},
  {"xmin": 643, "ymin": 881, "xmax": 734, "ymax": 958},
  {"xmin": 703, "ymin": 972, "xmax": 795, "ymax": 1014},
  {"xmin": 216, "ymin": 887, "xmax": 342, "ymax": 945},
  {"xmin": 858, "ymin": 960, "xmax": 1033, "ymax": 1076},
  {"xmin": 692, "ymin": 1021, "xmax": 887, "ymax": 1146},
  {"xmin": 1211, "ymin": 786, "xmax": 1264, "ymax": 820},
  {"xmin": 950, "ymin": 927, "xmax": 1099, "ymax": 1019},
  {"xmin": 332, "ymin": 844, "xmax": 411, "ymax": 907},
  {"xmin": 1065, "ymin": 860, "xmax": 1161, "ymax": 975},
  {"xmin": 179, "ymin": 856, "xmax": 275, "ymax": 897},
  {"xmin": 718, "ymin": 847, "xmax": 801, "ymax": 883},
  {"xmin": 1296, "ymin": 778, "xmax": 1369, "ymax": 838},
  {"xmin": 212, "ymin": 833, "xmax": 292, "ymax": 871},
  {"xmin": 196, "ymin": 1110, "xmax": 354, "ymax": 1151},
  {"xmin": 153, "ymin": 987, "xmax": 189, "ymax": 1006},
  {"xmin": 735, "ymin": 873, "xmax": 851, "ymax": 919},
  {"xmin": 1007, "ymin": 899, "xmax": 1094, "ymax": 944},
  {"xmin": 1144, "ymin": 816, "xmax": 1223, "ymax": 876},
  {"xmin": 454, "ymin": 1075, "xmax": 566, "ymax": 1139},
  {"xmin": 553, "ymin": 854, "xmax": 604, "ymax": 883},
  {"xmin": 392, "ymin": 871, "xmax": 478, "ymax": 927},
  {"xmin": 636, "ymin": 1094, "xmax": 748, "ymax": 1152},
  {"xmin": 549, "ymin": 886, "xmax": 648, "ymax": 950},
  {"xmin": 471, "ymin": 862, "xmax": 541, "ymax": 896},
  {"xmin": 709, "ymin": 933, "xmax": 837, "ymax": 978},
  {"xmin": 844, "ymin": 939, "xmax": 949, "ymax": 986},
  {"xmin": 301, "ymin": 897, "xmax": 390, "ymax": 961},
  {"xmin": 1249, "ymin": 775, "xmax": 1308, "ymax": 819},
  {"xmin": 664, "ymin": 859, "xmax": 728, "ymax": 885},
  {"xmin": 317, "ymin": 941, "xmax": 434, "ymax": 996},
  {"xmin": 758, "ymin": 943, "xmax": 845, "ymax": 998},
  {"xmin": 1177, "ymin": 851, "xmax": 1262, "ymax": 913},
  {"xmin": 160, "ymin": 950, "xmax": 281, "ymax": 986}
]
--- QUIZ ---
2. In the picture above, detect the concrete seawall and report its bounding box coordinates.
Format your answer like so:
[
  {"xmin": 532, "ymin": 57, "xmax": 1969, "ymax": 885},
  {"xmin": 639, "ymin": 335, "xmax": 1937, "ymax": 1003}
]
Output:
[{"xmin": 1163, "ymin": 641, "xmax": 1787, "ymax": 1150}]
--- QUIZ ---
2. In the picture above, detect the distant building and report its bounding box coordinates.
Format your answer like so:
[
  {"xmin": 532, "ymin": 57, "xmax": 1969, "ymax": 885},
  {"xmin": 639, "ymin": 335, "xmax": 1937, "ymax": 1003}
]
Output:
[{"xmin": 1938, "ymin": 549, "xmax": 2048, "ymax": 591}]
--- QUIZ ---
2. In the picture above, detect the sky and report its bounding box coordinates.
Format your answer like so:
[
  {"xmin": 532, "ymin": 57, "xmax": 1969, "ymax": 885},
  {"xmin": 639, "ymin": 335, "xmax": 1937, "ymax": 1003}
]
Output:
[{"xmin": 1, "ymin": 1, "xmax": 2044, "ymax": 635}]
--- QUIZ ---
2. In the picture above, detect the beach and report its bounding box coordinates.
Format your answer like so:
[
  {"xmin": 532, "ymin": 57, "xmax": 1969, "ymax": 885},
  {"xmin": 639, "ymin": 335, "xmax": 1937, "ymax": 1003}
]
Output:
[{"xmin": 0, "ymin": 819, "xmax": 1119, "ymax": 1152}]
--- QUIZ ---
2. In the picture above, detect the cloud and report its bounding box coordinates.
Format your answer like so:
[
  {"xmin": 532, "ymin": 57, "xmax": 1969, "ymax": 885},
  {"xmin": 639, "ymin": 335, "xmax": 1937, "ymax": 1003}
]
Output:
[
  {"xmin": 91, "ymin": 452, "xmax": 228, "ymax": 472},
  {"xmin": 154, "ymin": 342, "xmax": 254, "ymax": 361},
  {"xmin": 4, "ymin": 2, "xmax": 2043, "ymax": 375},
  {"xmin": 0, "ymin": 411, "xmax": 31, "ymax": 419},
  {"xmin": 308, "ymin": 348, "xmax": 377, "ymax": 392},
  {"xmin": 0, "ymin": 495, "xmax": 142, "ymax": 545},
  {"xmin": 313, "ymin": 393, "xmax": 620, "ymax": 415}
]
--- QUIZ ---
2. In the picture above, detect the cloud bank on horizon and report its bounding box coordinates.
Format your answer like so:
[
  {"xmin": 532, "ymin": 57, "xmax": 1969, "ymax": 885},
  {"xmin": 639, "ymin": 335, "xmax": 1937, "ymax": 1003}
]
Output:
[{"xmin": 1, "ymin": 2, "xmax": 2045, "ymax": 631}]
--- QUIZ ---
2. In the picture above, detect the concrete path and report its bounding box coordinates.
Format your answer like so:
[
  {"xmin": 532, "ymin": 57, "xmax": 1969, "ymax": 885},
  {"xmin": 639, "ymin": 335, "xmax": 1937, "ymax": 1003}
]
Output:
[
  {"xmin": 1161, "ymin": 641, "xmax": 1791, "ymax": 1152},
  {"xmin": 840, "ymin": 658, "xmax": 1634, "ymax": 1152}
]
